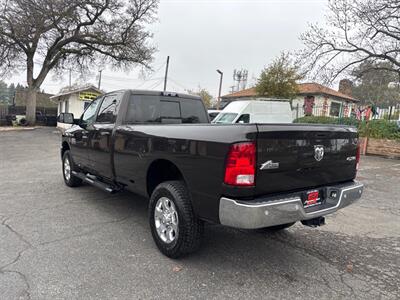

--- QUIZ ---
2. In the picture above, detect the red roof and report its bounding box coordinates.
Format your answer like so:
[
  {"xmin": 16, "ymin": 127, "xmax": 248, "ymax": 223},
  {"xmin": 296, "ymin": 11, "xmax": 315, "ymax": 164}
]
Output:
[{"xmin": 221, "ymin": 82, "xmax": 359, "ymax": 102}]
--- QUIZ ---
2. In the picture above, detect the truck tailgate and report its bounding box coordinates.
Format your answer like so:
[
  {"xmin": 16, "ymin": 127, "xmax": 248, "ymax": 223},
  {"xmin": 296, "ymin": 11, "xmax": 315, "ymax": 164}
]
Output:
[{"xmin": 255, "ymin": 124, "xmax": 358, "ymax": 195}]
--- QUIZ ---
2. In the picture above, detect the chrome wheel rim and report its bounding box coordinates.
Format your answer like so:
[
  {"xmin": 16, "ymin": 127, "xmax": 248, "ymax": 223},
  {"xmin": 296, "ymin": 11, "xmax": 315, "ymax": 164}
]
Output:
[
  {"xmin": 64, "ymin": 157, "xmax": 71, "ymax": 181},
  {"xmin": 154, "ymin": 197, "xmax": 179, "ymax": 244}
]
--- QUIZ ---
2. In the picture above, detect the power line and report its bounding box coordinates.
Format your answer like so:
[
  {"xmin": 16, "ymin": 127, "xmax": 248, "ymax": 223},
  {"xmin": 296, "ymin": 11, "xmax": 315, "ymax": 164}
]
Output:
[
  {"xmin": 147, "ymin": 78, "xmax": 165, "ymax": 90},
  {"xmin": 101, "ymin": 77, "xmax": 164, "ymax": 89},
  {"xmin": 168, "ymin": 77, "xmax": 189, "ymax": 90},
  {"xmin": 135, "ymin": 63, "xmax": 166, "ymax": 88}
]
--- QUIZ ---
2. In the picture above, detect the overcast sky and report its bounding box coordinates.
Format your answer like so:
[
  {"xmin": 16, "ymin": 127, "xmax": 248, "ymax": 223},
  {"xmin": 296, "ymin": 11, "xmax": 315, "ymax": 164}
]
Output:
[{"xmin": 7, "ymin": 0, "xmax": 329, "ymax": 97}]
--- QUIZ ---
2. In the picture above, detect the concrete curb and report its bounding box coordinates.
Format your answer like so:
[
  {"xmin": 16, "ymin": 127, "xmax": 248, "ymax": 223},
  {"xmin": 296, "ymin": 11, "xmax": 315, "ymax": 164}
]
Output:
[{"xmin": 0, "ymin": 127, "xmax": 36, "ymax": 132}]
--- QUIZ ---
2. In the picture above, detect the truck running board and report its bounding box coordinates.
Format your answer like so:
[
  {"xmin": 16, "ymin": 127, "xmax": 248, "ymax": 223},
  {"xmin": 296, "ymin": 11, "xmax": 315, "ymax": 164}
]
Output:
[{"xmin": 71, "ymin": 171, "xmax": 122, "ymax": 194}]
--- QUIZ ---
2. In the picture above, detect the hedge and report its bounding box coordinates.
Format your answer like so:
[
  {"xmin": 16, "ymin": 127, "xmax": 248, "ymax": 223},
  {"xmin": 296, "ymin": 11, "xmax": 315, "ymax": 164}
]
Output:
[{"xmin": 294, "ymin": 116, "xmax": 400, "ymax": 140}]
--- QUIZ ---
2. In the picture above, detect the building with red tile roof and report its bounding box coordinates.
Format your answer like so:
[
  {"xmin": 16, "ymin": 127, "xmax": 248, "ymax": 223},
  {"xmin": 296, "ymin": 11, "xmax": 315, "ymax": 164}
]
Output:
[{"xmin": 221, "ymin": 82, "xmax": 359, "ymax": 118}]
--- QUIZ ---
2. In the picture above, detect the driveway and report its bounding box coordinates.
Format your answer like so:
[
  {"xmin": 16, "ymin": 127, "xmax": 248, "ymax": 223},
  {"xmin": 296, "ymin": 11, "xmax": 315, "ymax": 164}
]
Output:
[{"xmin": 0, "ymin": 127, "xmax": 399, "ymax": 299}]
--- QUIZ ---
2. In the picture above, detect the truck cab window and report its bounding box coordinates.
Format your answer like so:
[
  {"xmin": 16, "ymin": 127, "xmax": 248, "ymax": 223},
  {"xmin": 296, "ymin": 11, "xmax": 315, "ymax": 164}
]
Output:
[
  {"xmin": 180, "ymin": 99, "xmax": 208, "ymax": 123},
  {"xmin": 97, "ymin": 94, "xmax": 121, "ymax": 123},
  {"xmin": 125, "ymin": 95, "xmax": 208, "ymax": 124},
  {"xmin": 81, "ymin": 97, "xmax": 102, "ymax": 125},
  {"xmin": 160, "ymin": 100, "xmax": 181, "ymax": 122},
  {"xmin": 126, "ymin": 95, "xmax": 159, "ymax": 123}
]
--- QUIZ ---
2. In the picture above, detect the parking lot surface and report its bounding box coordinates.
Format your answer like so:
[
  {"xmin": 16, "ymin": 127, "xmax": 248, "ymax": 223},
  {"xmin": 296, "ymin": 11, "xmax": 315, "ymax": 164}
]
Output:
[{"xmin": 0, "ymin": 127, "xmax": 399, "ymax": 299}]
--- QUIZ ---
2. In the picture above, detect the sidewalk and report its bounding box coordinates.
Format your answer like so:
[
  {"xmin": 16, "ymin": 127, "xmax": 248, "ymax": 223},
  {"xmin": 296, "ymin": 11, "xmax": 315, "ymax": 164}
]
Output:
[{"xmin": 0, "ymin": 126, "xmax": 36, "ymax": 132}]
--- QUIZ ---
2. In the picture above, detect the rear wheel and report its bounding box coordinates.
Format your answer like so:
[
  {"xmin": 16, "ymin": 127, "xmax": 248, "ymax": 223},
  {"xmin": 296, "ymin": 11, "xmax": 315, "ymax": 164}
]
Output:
[
  {"xmin": 149, "ymin": 181, "xmax": 204, "ymax": 258},
  {"xmin": 62, "ymin": 150, "xmax": 82, "ymax": 187}
]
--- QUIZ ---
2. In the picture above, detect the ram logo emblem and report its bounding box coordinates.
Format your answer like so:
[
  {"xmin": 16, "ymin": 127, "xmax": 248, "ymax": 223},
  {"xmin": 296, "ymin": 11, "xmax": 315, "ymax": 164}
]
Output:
[{"xmin": 314, "ymin": 145, "xmax": 324, "ymax": 161}]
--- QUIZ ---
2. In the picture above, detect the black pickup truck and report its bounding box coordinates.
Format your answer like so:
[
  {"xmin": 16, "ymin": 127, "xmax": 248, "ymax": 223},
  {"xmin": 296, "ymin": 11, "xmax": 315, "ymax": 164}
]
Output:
[{"xmin": 59, "ymin": 90, "xmax": 364, "ymax": 258}]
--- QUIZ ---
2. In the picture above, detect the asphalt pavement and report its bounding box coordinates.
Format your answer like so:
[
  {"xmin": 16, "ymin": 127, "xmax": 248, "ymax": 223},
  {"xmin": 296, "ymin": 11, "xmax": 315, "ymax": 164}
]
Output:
[{"xmin": 0, "ymin": 127, "xmax": 399, "ymax": 299}]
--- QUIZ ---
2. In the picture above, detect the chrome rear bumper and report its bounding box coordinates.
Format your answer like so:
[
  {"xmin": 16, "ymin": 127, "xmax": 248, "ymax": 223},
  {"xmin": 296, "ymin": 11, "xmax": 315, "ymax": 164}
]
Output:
[{"xmin": 219, "ymin": 182, "xmax": 363, "ymax": 229}]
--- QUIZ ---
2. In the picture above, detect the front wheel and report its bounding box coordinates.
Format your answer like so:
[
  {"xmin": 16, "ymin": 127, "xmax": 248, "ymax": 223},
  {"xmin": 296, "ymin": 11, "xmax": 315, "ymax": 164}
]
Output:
[
  {"xmin": 149, "ymin": 181, "xmax": 204, "ymax": 258},
  {"xmin": 62, "ymin": 150, "xmax": 82, "ymax": 187}
]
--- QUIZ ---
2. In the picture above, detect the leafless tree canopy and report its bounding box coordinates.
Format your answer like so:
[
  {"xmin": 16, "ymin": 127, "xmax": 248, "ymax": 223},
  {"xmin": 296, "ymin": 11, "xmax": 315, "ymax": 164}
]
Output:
[
  {"xmin": 299, "ymin": 0, "xmax": 400, "ymax": 84},
  {"xmin": 0, "ymin": 0, "xmax": 158, "ymax": 87},
  {"xmin": 0, "ymin": 0, "xmax": 158, "ymax": 124}
]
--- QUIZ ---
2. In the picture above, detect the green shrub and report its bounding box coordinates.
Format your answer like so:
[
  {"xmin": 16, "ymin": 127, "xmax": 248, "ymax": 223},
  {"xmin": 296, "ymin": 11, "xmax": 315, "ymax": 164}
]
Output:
[
  {"xmin": 294, "ymin": 116, "xmax": 360, "ymax": 126},
  {"xmin": 294, "ymin": 116, "xmax": 400, "ymax": 140},
  {"xmin": 358, "ymin": 120, "xmax": 400, "ymax": 139},
  {"xmin": 294, "ymin": 116, "xmax": 335, "ymax": 124}
]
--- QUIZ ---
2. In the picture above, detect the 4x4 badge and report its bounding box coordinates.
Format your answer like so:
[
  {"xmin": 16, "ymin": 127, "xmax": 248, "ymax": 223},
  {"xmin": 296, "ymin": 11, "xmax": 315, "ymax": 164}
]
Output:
[
  {"xmin": 314, "ymin": 145, "xmax": 324, "ymax": 161},
  {"xmin": 260, "ymin": 160, "xmax": 280, "ymax": 170}
]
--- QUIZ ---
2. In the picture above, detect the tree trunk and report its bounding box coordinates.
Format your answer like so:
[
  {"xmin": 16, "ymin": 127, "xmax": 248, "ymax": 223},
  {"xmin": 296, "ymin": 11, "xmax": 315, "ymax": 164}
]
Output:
[{"xmin": 26, "ymin": 87, "xmax": 37, "ymax": 125}]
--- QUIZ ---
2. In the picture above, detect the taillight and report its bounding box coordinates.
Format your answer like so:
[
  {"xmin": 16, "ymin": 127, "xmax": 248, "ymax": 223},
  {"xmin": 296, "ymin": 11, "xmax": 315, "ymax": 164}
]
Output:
[
  {"xmin": 224, "ymin": 142, "xmax": 256, "ymax": 186},
  {"xmin": 356, "ymin": 143, "xmax": 361, "ymax": 171}
]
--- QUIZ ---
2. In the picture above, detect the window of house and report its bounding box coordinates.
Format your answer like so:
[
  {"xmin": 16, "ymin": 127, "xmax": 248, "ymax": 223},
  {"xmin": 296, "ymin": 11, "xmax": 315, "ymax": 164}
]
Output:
[{"xmin": 330, "ymin": 102, "xmax": 341, "ymax": 117}]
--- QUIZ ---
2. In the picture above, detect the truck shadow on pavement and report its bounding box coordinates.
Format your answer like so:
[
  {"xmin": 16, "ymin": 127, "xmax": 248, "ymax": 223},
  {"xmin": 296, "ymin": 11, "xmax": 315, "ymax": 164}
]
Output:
[{"xmin": 76, "ymin": 185, "xmax": 398, "ymax": 297}]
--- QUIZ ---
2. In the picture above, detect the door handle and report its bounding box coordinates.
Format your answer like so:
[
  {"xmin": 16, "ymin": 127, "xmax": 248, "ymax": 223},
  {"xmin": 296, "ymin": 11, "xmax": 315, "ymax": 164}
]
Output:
[{"xmin": 100, "ymin": 131, "xmax": 110, "ymax": 136}]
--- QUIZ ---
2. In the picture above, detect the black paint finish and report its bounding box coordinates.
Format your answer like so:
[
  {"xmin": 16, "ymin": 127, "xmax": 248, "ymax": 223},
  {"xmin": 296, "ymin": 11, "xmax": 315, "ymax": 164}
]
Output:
[{"xmin": 62, "ymin": 90, "xmax": 359, "ymax": 223}]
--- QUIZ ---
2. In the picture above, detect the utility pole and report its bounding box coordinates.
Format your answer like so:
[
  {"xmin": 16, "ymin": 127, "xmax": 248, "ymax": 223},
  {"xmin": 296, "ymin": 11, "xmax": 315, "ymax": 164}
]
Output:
[
  {"xmin": 217, "ymin": 69, "xmax": 223, "ymax": 110},
  {"xmin": 163, "ymin": 56, "xmax": 170, "ymax": 92},
  {"xmin": 69, "ymin": 69, "xmax": 72, "ymax": 88},
  {"xmin": 98, "ymin": 69, "xmax": 103, "ymax": 89}
]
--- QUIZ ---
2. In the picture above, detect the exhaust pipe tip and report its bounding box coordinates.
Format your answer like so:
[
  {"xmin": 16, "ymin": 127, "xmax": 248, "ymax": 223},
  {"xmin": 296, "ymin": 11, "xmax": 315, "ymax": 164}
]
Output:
[{"xmin": 301, "ymin": 216, "xmax": 325, "ymax": 227}]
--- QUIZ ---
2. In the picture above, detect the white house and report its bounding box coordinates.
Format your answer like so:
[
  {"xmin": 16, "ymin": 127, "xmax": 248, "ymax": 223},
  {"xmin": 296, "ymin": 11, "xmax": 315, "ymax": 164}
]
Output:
[{"xmin": 50, "ymin": 85, "xmax": 102, "ymax": 129}]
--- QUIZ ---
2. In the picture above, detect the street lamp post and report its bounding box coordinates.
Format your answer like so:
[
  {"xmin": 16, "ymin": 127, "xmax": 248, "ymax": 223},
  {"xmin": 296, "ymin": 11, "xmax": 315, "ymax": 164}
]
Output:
[{"xmin": 216, "ymin": 69, "xmax": 223, "ymax": 110}]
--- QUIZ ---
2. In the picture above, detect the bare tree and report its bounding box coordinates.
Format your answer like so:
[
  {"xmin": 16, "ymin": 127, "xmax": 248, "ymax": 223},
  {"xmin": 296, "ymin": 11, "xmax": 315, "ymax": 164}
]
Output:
[
  {"xmin": 299, "ymin": 0, "xmax": 400, "ymax": 84},
  {"xmin": 0, "ymin": 0, "xmax": 158, "ymax": 124}
]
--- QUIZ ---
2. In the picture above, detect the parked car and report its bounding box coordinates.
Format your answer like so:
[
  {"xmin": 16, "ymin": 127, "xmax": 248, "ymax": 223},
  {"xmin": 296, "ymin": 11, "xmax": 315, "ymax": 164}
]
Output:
[
  {"xmin": 207, "ymin": 109, "xmax": 221, "ymax": 121},
  {"xmin": 59, "ymin": 90, "xmax": 363, "ymax": 258},
  {"xmin": 212, "ymin": 100, "xmax": 293, "ymax": 124}
]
